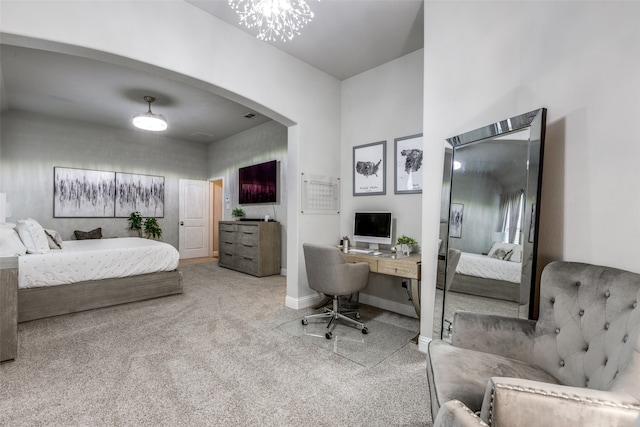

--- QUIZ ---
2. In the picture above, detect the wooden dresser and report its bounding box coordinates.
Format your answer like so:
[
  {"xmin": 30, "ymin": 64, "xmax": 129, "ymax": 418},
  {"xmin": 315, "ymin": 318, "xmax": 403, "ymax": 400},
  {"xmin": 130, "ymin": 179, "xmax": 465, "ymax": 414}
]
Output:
[{"xmin": 218, "ymin": 221, "xmax": 281, "ymax": 277}]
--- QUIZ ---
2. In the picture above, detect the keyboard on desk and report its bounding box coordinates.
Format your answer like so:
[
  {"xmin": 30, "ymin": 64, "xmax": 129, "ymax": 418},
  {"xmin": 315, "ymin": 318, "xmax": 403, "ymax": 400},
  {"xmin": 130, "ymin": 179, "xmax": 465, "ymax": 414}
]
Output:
[{"xmin": 348, "ymin": 248, "xmax": 374, "ymax": 254}]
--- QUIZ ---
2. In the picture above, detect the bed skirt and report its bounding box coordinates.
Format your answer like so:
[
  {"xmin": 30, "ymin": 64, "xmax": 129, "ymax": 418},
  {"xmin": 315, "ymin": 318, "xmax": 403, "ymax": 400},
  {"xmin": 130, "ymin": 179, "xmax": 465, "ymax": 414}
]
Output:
[
  {"xmin": 448, "ymin": 273, "xmax": 520, "ymax": 303},
  {"xmin": 18, "ymin": 270, "xmax": 183, "ymax": 322}
]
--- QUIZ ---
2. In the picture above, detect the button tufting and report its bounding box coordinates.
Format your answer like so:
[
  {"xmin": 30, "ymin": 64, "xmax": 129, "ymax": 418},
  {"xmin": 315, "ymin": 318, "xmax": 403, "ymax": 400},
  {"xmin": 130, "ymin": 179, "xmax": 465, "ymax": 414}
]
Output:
[
  {"xmin": 550, "ymin": 297, "xmax": 555, "ymax": 304},
  {"xmin": 585, "ymin": 345, "xmax": 589, "ymax": 351},
  {"xmin": 560, "ymin": 360, "xmax": 565, "ymax": 367},
  {"xmin": 634, "ymin": 302, "xmax": 638, "ymax": 309},
  {"xmin": 605, "ymin": 290, "xmax": 611, "ymax": 298},
  {"xmin": 576, "ymin": 281, "xmax": 581, "ymax": 287},
  {"xmin": 555, "ymin": 328, "xmax": 561, "ymax": 334},
  {"xmin": 605, "ymin": 323, "xmax": 610, "ymax": 330},
  {"xmin": 579, "ymin": 309, "xmax": 585, "ymax": 316},
  {"xmin": 623, "ymin": 335, "xmax": 628, "ymax": 343},
  {"xmin": 605, "ymin": 358, "xmax": 608, "ymax": 365}
]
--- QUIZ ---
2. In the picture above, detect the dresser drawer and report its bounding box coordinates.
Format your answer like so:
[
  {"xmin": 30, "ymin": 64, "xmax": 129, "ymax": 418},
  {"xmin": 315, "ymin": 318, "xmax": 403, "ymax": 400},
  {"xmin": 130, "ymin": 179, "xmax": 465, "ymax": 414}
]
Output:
[
  {"xmin": 219, "ymin": 229, "xmax": 237, "ymax": 244},
  {"xmin": 237, "ymin": 226, "xmax": 259, "ymax": 245},
  {"xmin": 237, "ymin": 256, "xmax": 259, "ymax": 275},
  {"xmin": 219, "ymin": 223, "xmax": 238, "ymax": 232},
  {"xmin": 235, "ymin": 242, "xmax": 258, "ymax": 258},
  {"xmin": 218, "ymin": 251, "xmax": 236, "ymax": 268}
]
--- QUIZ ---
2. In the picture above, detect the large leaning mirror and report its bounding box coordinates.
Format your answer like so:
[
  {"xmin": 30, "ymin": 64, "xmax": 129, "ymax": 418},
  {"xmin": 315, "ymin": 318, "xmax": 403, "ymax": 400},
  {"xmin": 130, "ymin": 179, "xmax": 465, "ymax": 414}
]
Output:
[{"xmin": 435, "ymin": 108, "xmax": 547, "ymax": 339}]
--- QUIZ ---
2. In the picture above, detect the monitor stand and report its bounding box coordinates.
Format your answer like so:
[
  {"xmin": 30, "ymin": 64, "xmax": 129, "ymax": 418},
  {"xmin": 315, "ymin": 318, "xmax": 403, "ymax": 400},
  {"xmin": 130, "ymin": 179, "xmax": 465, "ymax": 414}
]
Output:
[{"xmin": 368, "ymin": 243, "xmax": 380, "ymax": 251}]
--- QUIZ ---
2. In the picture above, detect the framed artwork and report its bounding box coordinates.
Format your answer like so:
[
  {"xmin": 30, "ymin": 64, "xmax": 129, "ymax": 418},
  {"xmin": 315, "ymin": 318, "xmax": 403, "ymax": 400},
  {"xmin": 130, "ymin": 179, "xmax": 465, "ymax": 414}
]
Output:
[
  {"xmin": 449, "ymin": 203, "xmax": 464, "ymax": 238},
  {"xmin": 115, "ymin": 172, "xmax": 165, "ymax": 217},
  {"xmin": 353, "ymin": 140, "xmax": 386, "ymax": 196},
  {"xmin": 54, "ymin": 167, "xmax": 116, "ymax": 218},
  {"xmin": 394, "ymin": 133, "xmax": 423, "ymax": 194}
]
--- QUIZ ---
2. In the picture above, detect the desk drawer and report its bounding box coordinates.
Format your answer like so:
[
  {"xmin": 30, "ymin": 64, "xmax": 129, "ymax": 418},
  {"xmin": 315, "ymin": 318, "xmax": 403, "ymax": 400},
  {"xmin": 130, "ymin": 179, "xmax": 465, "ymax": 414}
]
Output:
[{"xmin": 378, "ymin": 260, "xmax": 419, "ymax": 279}]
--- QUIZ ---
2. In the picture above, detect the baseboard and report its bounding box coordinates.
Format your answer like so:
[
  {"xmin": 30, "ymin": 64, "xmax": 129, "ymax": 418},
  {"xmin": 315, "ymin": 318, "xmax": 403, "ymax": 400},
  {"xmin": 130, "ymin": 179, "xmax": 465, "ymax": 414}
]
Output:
[
  {"xmin": 358, "ymin": 293, "xmax": 417, "ymax": 318},
  {"xmin": 280, "ymin": 268, "xmax": 287, "ymax": 276},
  {"xmin": 417, "ymin": 335, "xmax": 431, "ymax": 353},
  {"xmin": 285, "ymin": 293, "xmax": 323, "ymax": 310}
]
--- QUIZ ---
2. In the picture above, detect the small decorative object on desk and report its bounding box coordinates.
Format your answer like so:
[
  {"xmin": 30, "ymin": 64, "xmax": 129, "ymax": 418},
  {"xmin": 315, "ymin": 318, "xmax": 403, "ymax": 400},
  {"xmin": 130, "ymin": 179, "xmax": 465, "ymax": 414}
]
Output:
[
  {"xmin": 342, "ymin": 236, "xmax": 349, "ymax": 253},
  {"xmin": 231, "ymin": 207, "xmax": 245, "ymax": 220},
  {"xmin": 396, "ymin": 234, "xmax": 417, "ymax": 256}
]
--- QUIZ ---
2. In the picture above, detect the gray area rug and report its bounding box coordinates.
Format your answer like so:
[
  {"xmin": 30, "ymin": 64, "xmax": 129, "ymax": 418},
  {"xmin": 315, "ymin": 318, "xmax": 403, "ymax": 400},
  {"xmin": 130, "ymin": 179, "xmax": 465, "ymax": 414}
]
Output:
[{"xmin": 0, "ymin": 261, "xmax": 431, "ymax": 426}]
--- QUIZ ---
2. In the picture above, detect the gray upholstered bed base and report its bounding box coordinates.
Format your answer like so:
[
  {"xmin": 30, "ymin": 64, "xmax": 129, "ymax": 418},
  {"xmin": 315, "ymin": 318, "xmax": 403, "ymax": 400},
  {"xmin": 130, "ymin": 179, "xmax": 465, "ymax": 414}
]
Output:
[
  {"xmin": 448, "ymin": 273, "xmax": 520, "ymax": 302},
  {"xmin": 18, "ymin": 270, "xmax": 183, "ymax": 322}
]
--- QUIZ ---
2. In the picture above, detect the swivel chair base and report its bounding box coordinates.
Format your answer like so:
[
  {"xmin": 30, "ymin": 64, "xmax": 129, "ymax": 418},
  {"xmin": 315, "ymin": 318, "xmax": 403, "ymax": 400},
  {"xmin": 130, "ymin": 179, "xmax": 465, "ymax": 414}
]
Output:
[{"xmin": 302, "ymin": 295, "xmax": 369, "ymax": 339}]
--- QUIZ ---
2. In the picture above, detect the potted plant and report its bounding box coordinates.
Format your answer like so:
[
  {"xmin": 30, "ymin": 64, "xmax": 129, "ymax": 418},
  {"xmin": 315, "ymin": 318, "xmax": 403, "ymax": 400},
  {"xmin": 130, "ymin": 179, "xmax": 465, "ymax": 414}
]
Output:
[
  {"xmin": 396, "ymin": 234, "xmax": 418, "ymax": 256},
  {"xmin": 231, "ymin": 207, "xmax": 245, "ymax": 220},
  {"xmin": 143, "ymin": 217, "xmax": 162, "ymax": 240},
  {"xmin": 128, "ymin": 211, "xmax": 143, "ymax": 237}
]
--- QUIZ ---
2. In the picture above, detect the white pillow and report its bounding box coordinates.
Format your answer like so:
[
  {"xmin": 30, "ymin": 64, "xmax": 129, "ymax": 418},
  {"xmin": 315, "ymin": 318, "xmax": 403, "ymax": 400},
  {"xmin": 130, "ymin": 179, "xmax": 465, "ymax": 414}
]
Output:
[
  {"xmin": 15, "ymin": 218, "xmax": 50, "ymax": 254},
  {"xmin": 488, "ymin": 242, "xmax": 517, "ymax": 261},
  {"xmin": 0, "ymin": 227, "xmax": 27, "ymax": 256},
  {"xmin": 45, "ymin": 229, "xmax": 63, "ymax": 249},
  {"xmin": 508, "ymin": 245, "xmax": 523, "ymax": 263}
]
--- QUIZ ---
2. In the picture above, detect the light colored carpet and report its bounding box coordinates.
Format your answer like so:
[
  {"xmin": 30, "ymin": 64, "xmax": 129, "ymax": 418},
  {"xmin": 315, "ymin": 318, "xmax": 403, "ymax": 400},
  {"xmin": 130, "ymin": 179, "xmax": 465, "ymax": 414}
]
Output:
[{"xmin": 0, "ymin": 262, "xmax": 431, "ymax": 426}]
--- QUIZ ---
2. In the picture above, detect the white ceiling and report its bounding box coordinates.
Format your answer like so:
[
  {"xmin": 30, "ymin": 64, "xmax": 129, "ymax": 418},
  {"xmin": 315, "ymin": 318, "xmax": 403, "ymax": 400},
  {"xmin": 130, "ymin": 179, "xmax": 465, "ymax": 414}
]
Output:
[{"xmin": 0, "ymin": 1, "xmax": 424, "ymax": 144}]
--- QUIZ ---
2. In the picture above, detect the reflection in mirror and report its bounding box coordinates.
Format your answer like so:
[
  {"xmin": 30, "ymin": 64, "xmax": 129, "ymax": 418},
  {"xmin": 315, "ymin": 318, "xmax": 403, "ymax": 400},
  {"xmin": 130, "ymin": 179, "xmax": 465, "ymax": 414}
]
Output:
[{"xmin": 434, "ymin": 109, "xmax": 547, "ymax": 340}]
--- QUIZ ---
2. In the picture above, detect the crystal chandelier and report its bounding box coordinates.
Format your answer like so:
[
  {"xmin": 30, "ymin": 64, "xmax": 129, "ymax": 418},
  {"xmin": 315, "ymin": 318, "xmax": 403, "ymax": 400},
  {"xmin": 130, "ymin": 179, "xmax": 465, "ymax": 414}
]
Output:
[{"xmin": 228, "ymin": 0, "xmax": 315, "ymax": 42}]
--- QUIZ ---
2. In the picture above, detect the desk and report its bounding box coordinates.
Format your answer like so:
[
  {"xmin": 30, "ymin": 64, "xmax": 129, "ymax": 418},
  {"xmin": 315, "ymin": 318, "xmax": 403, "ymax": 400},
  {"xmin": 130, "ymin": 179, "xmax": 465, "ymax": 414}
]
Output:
[{"xmin": 342, "ymin": 252, "xmax": 422, "ymax": 318}]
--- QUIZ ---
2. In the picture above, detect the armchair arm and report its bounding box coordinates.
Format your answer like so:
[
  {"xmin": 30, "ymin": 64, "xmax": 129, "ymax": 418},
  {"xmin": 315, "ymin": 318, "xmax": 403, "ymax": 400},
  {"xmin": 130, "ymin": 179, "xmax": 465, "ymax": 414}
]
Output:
[
  {"xmin": 433, "ymin": 400, "xmax": 488, "ymax": 427},
  {"xmin": 451, "ymin": 311, "xmax": 536, "ymax": 364},
  {"xmin": 479, "ymin": 377, "xmax": 640, "ymax": 427}
]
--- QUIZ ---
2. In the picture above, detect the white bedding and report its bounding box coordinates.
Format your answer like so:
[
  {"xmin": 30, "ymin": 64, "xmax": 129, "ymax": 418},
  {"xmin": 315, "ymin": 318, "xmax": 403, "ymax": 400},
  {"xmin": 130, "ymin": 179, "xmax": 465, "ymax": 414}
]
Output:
[
  {"xmin": 18, "ymin": 237, "xmax": 179, "ymax": 289},
  {"xmin": 456, "ymin": 252, "xmax": 521, "ymax": 284}
]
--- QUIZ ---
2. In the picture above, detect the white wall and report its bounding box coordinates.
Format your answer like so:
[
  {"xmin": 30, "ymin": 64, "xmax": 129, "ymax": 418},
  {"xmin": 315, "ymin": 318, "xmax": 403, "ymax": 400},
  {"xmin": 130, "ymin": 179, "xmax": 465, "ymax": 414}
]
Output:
[
  {"xmin": 208, "ymin": 120, "xmax": 288, "ymax": 270},
  {"xmin": 0, "ymin": 0, "xmax": 342, "ymax": 308},
  {"xmin": 1, "ymin": 111, "xmax": 209, "ymax": 247},
  {"xmin": 341, "ymin": 50, "xmax": 424, "ymax": 317},
  {"xmin": 419, "ymin": 1, "xmax": 640, "ymax": 349}
]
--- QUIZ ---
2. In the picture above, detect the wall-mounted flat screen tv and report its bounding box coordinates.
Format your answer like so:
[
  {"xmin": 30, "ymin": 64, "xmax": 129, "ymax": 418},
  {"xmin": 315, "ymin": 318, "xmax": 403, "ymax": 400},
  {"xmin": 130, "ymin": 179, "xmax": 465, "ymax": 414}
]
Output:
[{"xmin": 239, "ymin": 160, "xmax": 277, "ymax": 204}]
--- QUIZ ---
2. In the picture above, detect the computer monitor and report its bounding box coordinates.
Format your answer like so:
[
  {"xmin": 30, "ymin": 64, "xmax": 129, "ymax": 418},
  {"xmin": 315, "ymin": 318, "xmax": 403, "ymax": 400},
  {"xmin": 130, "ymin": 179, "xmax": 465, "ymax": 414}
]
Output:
[{"xmin": 352, "ymin": 211, "xmax": 393, "ymax": 250}]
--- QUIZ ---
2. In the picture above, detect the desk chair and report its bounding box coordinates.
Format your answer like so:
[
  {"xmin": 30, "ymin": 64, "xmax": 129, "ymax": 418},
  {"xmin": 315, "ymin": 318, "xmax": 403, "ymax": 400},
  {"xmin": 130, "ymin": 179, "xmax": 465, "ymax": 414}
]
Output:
[{"xmin": 302, "ymin": 243, "xmax": 370, "ymax": 339}]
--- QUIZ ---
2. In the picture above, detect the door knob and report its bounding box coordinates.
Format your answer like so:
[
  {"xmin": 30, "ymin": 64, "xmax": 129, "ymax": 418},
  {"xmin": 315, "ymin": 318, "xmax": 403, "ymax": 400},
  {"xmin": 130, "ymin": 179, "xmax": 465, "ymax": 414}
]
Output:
[{"xmin": 180, "ymin": 221, "xmax": 184, "ymax": 226}]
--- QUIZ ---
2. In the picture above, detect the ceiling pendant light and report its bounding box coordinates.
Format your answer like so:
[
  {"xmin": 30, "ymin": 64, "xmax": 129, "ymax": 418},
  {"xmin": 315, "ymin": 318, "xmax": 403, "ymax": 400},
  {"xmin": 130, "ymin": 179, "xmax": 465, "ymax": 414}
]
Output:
[
  {"xmin": 133, "ymin": 96, "xmax": 168, "ymax": 131},
  {"xmin": 228, "ymin": 0, "xmax": 314, "ymax": 43}
]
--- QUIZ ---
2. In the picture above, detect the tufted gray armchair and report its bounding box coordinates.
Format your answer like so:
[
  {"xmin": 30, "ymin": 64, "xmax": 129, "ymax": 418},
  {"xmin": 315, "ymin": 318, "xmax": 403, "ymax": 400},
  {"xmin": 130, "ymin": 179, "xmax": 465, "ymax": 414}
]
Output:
[{"xmin": 427, "ymin": 261, "xmax": 640, "ymax": 426}]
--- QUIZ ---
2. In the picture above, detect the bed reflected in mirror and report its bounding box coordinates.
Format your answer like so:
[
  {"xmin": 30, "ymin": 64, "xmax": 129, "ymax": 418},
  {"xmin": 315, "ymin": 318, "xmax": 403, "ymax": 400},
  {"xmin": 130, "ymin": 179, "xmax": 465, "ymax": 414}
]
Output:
[{"xmin": 434, "ymin": 109, "xmax": 547, "ymax": 340}]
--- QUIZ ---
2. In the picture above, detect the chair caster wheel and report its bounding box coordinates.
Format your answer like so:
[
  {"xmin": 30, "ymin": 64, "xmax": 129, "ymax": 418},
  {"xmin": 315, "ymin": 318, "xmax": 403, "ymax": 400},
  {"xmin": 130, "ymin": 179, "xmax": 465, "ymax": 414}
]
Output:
[
  {"xmin": 362, "ymin": 327, "xmax": 369, "ymax": 335},
  {"xmin": 355, "ymin": 313, "xmax": 361, "ymax": 319},
  {"xmin": 325, "ymin": 332, "xmax": 333, "ymax": 339},
  {"xmin": 301, "ymin": 318, "xmax": 308, "ymax": 325}
]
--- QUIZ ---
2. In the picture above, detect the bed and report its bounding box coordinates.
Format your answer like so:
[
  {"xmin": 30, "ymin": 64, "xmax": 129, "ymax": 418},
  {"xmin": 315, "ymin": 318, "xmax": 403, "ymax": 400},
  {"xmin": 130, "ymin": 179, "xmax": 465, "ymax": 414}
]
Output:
[
  {"xmin": 448, "ymin": 243, "xmax": 523, "ymax": 302},
  {"xmin": 1, "ymin": 220, "xmax": 183, "ymax": 323}
]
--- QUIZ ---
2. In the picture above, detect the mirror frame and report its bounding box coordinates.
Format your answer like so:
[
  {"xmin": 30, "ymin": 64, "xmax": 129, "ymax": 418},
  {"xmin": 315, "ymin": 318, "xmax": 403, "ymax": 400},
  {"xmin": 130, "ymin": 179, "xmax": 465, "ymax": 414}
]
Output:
[{"xmin": 439, "ymin": 108, "xmax": 547, "ymax": 338}]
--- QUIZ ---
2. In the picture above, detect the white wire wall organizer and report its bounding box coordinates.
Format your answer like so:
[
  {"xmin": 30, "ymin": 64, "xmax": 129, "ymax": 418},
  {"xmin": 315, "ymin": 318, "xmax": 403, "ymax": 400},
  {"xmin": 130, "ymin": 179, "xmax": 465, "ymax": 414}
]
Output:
[{"xmin": 301, "ymin": 173, "xmax": 340, "ymax": 215}]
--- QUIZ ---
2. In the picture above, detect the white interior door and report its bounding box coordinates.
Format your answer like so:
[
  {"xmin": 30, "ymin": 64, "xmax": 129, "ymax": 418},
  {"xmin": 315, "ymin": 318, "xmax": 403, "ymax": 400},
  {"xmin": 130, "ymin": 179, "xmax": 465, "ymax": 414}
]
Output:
[{"xmin": 179, "ymin": 179, "xmax": 210, "ymax": 259}]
